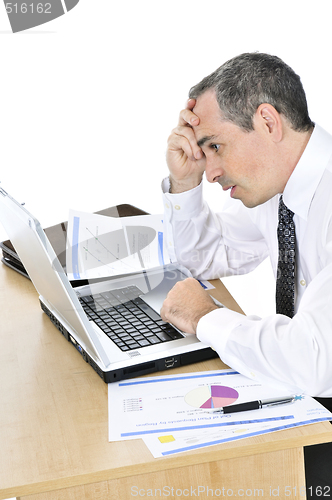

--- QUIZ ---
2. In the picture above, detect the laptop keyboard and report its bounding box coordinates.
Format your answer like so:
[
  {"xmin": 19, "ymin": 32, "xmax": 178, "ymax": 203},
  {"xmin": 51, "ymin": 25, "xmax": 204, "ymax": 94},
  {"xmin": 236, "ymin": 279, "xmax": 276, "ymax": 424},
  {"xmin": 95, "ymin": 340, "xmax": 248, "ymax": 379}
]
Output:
[{"xmin": 79, "ymin": 285, "xmax": 183, "ymax": 351}]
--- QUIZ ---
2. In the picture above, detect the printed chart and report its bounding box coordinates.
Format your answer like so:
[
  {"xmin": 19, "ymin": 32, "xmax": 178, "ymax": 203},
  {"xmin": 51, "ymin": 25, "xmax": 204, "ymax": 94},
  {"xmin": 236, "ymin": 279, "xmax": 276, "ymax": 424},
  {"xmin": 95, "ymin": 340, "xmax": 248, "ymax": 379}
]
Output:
[{"xmin": 185, "ymin": 385, "xmax": 239, "ymax": 409}]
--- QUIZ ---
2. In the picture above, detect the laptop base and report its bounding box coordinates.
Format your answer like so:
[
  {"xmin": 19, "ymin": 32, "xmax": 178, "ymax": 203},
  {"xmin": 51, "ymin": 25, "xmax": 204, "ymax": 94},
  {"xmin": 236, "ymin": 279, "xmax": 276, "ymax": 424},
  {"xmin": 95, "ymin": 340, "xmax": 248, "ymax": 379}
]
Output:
[{"xmin": 40, "ymin": 300, "xmax": 218, "ymax": 383}]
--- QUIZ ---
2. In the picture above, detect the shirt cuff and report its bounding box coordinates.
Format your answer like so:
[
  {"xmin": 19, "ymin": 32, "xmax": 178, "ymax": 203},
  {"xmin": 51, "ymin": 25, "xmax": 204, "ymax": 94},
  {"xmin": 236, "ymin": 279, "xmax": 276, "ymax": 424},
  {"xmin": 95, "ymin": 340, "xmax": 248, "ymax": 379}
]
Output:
[
  {"xmin": 196, "ymin": 307, "xmax": 245, "ymax": 354},
  {"xmin": 161, "ymin": 177, "xmax": 204, "ymax": 221},
  {"xmin": 161, "ymin": 177, "xmax": 171, "ymax": 193}
]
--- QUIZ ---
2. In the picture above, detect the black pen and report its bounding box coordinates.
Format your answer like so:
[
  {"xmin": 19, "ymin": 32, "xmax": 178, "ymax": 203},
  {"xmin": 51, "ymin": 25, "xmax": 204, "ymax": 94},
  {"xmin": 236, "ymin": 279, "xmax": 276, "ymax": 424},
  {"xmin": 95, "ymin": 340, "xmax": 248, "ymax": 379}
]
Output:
[{"xmin": 205, "ymin": 396, "xmax": 296, "ymax": 414}]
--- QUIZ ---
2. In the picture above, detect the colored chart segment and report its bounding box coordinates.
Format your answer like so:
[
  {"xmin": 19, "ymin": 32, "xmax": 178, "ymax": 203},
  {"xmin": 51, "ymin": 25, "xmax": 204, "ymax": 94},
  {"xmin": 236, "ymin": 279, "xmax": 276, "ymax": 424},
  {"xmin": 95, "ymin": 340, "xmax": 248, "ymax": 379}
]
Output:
[{"xmin": 185, "ymin": 385, "xmax": 239, "ymax": 409}]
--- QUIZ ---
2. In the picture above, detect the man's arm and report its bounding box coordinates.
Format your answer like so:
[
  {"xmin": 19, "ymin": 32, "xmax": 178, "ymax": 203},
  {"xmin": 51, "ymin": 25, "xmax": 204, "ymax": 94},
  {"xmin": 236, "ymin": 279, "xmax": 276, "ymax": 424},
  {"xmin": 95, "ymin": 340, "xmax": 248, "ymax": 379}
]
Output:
[
  {"xmin": 161, "ymin": 102, "xmax": 269, "ymax": 333},
  {"xmin": 195, "ymin": 259, "xmax": 332, "ymax": 396},
  {"xmin": 160, "ymin": 277, "xmax": 218, "ymax": 334},
  {"xmin": 166, "ymin": 99, "xmax": 205, "ymax": 193}
]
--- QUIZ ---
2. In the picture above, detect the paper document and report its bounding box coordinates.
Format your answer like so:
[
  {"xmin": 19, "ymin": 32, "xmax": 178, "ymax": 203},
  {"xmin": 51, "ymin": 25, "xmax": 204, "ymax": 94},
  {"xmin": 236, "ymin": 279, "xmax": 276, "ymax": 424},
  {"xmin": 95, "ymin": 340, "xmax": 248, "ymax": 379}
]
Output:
[
  {"xmin": 108, "ymin": 369, "xmax": 332, "ymax": 458},
  {"xmin": 66, "ymin": 210, "xmax": 171, "ymax": 280}
]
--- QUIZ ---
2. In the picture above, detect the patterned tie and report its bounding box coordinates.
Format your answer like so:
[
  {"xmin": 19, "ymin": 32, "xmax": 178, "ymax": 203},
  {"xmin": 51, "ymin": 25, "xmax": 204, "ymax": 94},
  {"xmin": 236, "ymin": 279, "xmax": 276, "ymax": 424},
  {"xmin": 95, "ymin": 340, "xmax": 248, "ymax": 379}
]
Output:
[{"xmin": 276, "ymin": 195, "xmax": 296, "ymax": 318}]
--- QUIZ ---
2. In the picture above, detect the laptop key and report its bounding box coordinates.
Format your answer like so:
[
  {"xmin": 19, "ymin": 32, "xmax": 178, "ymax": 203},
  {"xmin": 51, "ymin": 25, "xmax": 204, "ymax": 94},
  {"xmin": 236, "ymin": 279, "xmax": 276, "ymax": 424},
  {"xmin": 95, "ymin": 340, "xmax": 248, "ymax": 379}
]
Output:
[
  {"xmin": 143, "ymin": 320, "xmax": 154, "ymax": 327},
  {"xmin": 138, "ymin": 339, "xmax": 151, "ymax": 347},
  {"xmin": 95, "ymin": 319, "xmax": 105, "ymax": 325},
  {"xmin": 132, "ymin": 334, "xmax": 145, "ymax": 341},
  {"xmin": 126, "ymin": 342, "xmax": 140, "ymax": 349},
  {"xmin": 155, "ymin": 331, "xmax": 172, "ymax": 342},
  {"xmin": 126, "ymin": 327, "xmax": 137, "ymax": 334},
  {"xmin": 121, "ymin": 345, "xmax": 130, "ymax": 351},
  {"xmin": 156, "ymin": 320, "xmax": 168, "ymax": 326},
  {"xmin": 120, "ymin": 337, "xmax": 133, "ymax": 343},
  {"xmin": 104, "ymin": 320, "xmax": 118, "ymax": 328},
  {"xmin": 150, "ymin": 327, "xmax": 163, "ymax": 334},
  {"xmin": 137, "ymin": 327, "xmax": 150, "ymax": 333},
  {"xmin": 164, "ymin": 327, "xmax": 183, "ymax": 340},
  {"xmin": 116, "ymin": 342, "xmax": 126, "ymax": 348},
  {"xmin": 148, "ymin": 336, "xmax": 162, "ymax": 344},
  {"xmin": 113, "ymin": 328, "xmax": 126, "ymax": 334},
  {"xmin": 81, "ymin": 296, "xmax": 94, "ymax": 304},
  {"xmin": 118, "ymin": 332, "xmax": 131, "ymax": 338},
  {"xmin": 113, "ymin": 338, "xmax": 125, "ymax": 345}
]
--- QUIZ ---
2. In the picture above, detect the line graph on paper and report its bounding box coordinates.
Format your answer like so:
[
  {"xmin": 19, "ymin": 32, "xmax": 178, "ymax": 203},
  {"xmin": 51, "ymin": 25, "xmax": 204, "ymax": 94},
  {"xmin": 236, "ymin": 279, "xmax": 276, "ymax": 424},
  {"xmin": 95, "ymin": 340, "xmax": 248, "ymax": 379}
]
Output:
[{"xmin": 66, "ymin": 210, "xmax": 169, "ymax": 281}]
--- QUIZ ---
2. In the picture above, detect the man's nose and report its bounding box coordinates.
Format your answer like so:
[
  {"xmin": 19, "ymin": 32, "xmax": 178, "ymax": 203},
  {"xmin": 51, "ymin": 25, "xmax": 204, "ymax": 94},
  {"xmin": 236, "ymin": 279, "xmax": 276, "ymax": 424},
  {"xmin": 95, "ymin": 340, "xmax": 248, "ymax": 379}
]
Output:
[{"xmin": 205, "ymin": 158, "xmax": 223, "ymax": 183}]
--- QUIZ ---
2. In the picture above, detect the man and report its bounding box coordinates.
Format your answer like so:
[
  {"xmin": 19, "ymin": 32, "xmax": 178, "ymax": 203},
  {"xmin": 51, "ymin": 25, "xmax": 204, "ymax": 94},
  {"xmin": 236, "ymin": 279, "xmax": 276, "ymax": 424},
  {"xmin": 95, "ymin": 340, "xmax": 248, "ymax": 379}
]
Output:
[{"xmin": 160, "ymin": 53, "xmax": 332, "ymax": 496}]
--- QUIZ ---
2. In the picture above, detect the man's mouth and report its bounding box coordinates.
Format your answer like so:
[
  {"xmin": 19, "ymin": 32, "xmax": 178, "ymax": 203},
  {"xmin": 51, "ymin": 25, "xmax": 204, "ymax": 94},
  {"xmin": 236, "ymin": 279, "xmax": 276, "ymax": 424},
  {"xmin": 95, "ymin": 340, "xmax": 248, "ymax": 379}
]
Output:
[{"xmin": 222, "ymin": 185, "xmax": 236, "ymax": 197}]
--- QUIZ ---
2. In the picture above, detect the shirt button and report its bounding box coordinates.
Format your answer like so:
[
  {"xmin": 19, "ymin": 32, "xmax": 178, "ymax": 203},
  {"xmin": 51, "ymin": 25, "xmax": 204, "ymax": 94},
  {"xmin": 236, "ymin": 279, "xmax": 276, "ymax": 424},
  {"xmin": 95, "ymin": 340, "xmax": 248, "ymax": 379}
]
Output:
[
  {"xmin": 300, "ymin": 279, "xmax": 306, "ymax": 287},
  {"xmin": 174, "ymin": 205, "xmax": 181, "ymax": 210},
  {"xmin": 165, "ymin": 203, "xmax": 170, "ymax": 209}
]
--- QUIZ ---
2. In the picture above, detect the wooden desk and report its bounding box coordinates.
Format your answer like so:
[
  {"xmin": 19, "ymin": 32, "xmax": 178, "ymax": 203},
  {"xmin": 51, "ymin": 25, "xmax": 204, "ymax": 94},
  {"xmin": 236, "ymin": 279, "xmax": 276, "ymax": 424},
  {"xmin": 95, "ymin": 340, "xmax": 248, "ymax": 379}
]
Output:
[{"xmin": 1, "ymin": 263, "xmax": 332, "ymax": 500}]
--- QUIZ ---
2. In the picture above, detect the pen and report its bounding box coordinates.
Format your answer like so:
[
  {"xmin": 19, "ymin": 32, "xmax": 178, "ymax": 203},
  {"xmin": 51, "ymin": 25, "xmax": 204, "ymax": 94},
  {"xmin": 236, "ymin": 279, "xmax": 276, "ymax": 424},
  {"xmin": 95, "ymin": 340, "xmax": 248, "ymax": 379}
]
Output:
[{"xmin": 205, "ymin": 396, "xmax": 296, "ymax": 414}]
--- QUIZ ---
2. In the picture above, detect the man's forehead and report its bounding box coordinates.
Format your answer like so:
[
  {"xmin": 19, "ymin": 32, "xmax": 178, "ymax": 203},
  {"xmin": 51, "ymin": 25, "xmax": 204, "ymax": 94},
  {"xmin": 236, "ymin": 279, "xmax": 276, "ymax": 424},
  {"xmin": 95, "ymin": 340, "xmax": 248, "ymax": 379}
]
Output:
[
  {"xmin": 192, "ymin": 91, "xmax": 224, "ymax": 145},
  {"xmin": 193, "ymin": 90, "xmax": 225, "ymax": 132},
  {"xmin": 192, "ymin": 89, "xmax": 220, "ymax": 116}
]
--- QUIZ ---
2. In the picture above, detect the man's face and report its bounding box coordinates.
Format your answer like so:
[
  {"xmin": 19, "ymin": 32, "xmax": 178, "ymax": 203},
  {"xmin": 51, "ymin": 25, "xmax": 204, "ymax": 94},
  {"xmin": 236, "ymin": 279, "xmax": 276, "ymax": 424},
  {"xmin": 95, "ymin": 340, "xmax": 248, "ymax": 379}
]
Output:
[{"xmin": 193, "ymin": 90, "xmax": 282, "ymax": 208}]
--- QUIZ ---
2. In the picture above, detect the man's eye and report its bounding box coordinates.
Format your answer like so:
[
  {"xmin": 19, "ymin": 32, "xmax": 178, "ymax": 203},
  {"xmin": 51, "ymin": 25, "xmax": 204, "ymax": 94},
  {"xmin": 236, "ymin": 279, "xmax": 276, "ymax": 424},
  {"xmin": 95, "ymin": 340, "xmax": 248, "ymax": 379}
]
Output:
[{"xmin": 211, "ymin": 144, "xmax": 220, "ymax": 152}]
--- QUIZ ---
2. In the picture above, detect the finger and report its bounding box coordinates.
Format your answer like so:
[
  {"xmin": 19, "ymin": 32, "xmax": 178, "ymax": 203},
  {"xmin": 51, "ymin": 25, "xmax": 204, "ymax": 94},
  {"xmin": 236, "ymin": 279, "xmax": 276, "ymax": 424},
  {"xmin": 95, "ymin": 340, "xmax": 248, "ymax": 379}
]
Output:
[
  {"xmin": 167, "ymin": 130, "xmax": 194, "ymax": 162},
  {"xmin": 160, "ymin": 304, "xmax": 166, "ymax": 322},
  {"xmin": 168, "ymin": 125, "xmax": 203, "ymax": 161},
  {"xmin": 178, "ymin": 107, "xmax": 200, "ymax": 128},
  {"xmin": 186, "ymin": 98, "xmax": 196, "ymax": 110},
  {"xmin": 160, "ymin": 301, "xmax": 171, "ymax": 323}
]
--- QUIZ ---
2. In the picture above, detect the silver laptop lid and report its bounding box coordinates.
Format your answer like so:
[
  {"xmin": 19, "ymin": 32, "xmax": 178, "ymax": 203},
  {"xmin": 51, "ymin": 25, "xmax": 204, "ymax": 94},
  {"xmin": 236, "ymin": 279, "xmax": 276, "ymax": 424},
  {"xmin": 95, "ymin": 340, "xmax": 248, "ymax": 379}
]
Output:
[{"xmin": 0, "ymin": 188, "xmax": 110, "ymax": 367}]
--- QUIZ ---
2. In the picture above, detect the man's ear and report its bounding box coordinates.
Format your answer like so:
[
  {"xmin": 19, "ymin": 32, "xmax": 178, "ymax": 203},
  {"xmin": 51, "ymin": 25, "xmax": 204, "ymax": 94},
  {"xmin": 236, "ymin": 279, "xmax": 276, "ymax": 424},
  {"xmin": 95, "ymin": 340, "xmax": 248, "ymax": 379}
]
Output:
[{"xmin": 254, "ymin": 103, "xmax": 283, "ymax": 142}]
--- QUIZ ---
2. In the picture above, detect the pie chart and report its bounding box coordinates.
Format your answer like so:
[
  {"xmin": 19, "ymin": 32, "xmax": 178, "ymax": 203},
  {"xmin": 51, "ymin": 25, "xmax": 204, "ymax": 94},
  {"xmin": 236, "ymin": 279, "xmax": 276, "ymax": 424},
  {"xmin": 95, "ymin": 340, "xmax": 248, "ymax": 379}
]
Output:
[{"xmin": 185, "ymin": 385, "xmax": 239, "ymax": 409}]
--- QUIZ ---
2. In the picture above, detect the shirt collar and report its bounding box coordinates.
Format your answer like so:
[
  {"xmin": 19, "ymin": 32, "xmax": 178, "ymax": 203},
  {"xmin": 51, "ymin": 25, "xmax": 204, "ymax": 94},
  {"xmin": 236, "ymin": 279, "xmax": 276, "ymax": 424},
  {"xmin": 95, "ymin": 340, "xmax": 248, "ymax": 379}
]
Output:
[{"xmin": 283, "ymin": 124, "xmax": 332, "ymax": 220}]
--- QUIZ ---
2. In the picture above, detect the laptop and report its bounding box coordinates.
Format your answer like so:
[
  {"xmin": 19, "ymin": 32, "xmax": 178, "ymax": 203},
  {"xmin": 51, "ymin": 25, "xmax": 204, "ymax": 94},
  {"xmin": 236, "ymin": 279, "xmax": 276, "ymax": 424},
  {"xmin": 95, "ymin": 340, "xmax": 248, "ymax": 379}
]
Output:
[{"xmin": 0, "ymin": 187, "xmax": 219, "ymax": 383}]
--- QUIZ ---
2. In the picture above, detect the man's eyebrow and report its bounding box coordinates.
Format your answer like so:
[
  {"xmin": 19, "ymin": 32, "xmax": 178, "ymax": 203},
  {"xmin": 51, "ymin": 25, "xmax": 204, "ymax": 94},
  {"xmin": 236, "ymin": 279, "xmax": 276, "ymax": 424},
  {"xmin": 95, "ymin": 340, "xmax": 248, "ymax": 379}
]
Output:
[{"xmin": 197, "ymin": 135, "xmax": 218, "ymax": 148}]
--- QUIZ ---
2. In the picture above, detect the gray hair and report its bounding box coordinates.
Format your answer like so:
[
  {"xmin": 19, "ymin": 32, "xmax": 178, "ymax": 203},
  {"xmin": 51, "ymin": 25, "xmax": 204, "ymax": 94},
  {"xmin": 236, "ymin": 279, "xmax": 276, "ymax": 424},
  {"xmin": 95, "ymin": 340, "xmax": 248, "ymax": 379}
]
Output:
[{"xmin": 189, "ymin": 52, "xmax": 314, "ymax": 132}]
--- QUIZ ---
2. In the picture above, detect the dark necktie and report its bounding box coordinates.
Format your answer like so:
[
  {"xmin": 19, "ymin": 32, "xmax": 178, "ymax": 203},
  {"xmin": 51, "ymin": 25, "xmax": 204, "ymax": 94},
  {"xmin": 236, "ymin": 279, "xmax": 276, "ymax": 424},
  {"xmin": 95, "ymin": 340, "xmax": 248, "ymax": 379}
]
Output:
[{"xmin": 276, "ymin": 196, "xmax": 296, "ymax": 318}]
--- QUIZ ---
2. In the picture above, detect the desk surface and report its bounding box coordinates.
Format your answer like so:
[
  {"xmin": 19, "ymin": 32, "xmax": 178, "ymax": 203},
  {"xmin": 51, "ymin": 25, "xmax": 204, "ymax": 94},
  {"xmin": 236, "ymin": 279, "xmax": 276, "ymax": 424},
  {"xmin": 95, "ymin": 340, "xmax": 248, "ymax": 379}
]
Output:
[{"xmin": 1, "ymin": 263, "xmax": 332, "ymax": 500}]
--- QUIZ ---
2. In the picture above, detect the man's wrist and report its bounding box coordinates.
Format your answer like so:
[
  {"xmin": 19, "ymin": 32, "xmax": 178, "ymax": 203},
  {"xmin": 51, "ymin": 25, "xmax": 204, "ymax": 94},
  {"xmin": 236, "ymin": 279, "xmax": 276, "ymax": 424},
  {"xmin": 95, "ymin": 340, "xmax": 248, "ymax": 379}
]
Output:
[
  {"xmin": 193, "ymin": 304, "xmax": 219, "ymax": 333},
  {"xmin": 169, "ymin": 175, "xmax": 202, "ymax": 194}
]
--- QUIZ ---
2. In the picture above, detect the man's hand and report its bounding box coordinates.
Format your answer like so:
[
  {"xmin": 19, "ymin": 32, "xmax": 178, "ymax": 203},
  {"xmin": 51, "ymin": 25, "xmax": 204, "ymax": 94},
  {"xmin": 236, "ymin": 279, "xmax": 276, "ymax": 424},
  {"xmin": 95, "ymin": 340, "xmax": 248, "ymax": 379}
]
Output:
[
  {"xmin": 166, "ymin": 99, "xmax": 206, "ymax": 193},
  {"xmin": 160, "ymin": 277, "xmax": 218, "ymax": 334}
]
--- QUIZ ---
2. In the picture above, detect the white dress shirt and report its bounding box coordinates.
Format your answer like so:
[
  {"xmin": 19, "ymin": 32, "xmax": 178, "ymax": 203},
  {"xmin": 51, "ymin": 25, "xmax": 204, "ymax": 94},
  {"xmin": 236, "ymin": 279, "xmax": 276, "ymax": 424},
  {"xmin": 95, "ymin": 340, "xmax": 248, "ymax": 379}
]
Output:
[{"xmin": 162, "ymin": 124, "xmax": 332, "ymax": 396}]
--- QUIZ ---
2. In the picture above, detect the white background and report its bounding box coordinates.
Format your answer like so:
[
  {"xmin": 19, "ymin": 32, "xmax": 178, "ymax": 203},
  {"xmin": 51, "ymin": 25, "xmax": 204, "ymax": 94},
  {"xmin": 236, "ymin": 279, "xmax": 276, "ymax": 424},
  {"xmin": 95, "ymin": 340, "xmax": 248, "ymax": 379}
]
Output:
[{"xmin": 0, "ymin": 0, "xmax": 331, "ymax": 318}]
